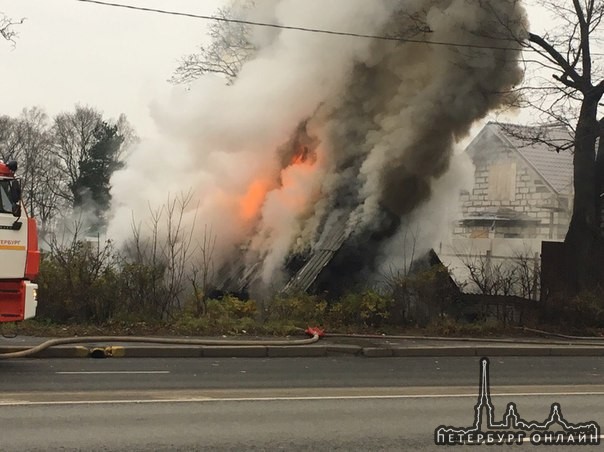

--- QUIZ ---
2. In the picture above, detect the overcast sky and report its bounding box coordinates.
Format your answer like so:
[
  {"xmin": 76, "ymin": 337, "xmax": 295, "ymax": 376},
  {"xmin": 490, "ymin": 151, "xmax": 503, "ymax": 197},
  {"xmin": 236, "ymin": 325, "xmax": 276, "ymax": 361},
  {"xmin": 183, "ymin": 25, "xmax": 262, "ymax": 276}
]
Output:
[
  {"xmin": 0, "ymin": 0, "xmax": 551, "ymax": 138},
  {"xmin": 0, "ymin": 0, "xmax": 224, "ymax": 137}
]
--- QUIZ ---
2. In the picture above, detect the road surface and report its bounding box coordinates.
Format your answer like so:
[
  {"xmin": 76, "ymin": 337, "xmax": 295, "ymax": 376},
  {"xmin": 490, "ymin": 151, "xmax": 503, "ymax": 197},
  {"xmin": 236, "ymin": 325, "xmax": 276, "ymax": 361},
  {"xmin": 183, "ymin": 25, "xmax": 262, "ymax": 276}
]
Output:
[{"xmin": 1, "ymin": 356, "xmax": 603, "ymax": 451}]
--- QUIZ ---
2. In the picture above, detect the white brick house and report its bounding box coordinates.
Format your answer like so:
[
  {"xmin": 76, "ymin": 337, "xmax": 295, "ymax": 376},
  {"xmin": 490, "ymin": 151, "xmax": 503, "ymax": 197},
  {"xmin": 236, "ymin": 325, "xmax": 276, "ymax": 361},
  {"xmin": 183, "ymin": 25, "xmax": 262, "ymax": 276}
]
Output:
[
  {"xmin": 455, "ymin": 122, "xmax": 573, "ymax": 241},
  {"xmin": 437, "ymin": 122, "xmax": 574, "ymax": 299}
]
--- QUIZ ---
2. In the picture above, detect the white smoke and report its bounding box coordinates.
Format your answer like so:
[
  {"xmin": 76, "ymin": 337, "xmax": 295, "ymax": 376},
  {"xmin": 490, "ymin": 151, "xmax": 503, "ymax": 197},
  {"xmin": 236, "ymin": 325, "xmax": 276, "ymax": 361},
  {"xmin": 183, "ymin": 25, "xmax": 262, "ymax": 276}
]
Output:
[{"xmin": 108, "ymin": 0, "xmax": 527, "ymax": 292}]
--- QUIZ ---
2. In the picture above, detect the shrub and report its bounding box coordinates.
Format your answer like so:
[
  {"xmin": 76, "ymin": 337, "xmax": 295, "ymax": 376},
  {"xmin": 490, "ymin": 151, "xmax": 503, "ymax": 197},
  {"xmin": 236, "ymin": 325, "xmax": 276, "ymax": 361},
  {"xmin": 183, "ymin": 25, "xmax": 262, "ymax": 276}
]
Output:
[
  {"xmin": 118, "ymin": 261, "xmax": 170, "ymax": 321},
  {"xmin": 427, "ymin": 317, "xmax": 506, "ymax": 336},
  {"xmin": 333, "ymin": 290, "xmax": 393, "ymax": 327},
  {"xmin": 37, "ymin": 240, "xmax": 120, "ymax": 323},
  {"xmin": 266, "ymin": 293, "xmax": 327, "ymax": 324},
  {"xmin": 171, "ymin": 295, "xmax": 258, "ymax": 335}
]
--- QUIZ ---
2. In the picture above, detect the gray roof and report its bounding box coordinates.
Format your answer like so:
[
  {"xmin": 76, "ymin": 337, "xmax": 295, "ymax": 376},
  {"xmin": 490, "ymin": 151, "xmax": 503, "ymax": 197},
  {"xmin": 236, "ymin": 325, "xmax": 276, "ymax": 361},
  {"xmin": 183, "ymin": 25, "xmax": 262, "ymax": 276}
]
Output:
[
  {"xmin": 481, "ymin": 122, "xmax": 574, "ymax": 195},
  {"xmin": 281, "ymin": 218, "xmax": 350, "ymax": 294}
]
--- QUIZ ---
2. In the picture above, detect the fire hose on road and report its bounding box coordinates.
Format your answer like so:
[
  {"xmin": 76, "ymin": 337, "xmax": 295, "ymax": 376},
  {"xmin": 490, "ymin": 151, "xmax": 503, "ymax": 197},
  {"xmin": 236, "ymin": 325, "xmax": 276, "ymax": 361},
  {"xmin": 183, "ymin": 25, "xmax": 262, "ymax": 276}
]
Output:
[
  {"xmin": 0, "ymin": 332, "xmax": 321, "ymax": 359},
  {"xmin": 0, "ymin": 326, "xmax": 603, "ymax": 359}
]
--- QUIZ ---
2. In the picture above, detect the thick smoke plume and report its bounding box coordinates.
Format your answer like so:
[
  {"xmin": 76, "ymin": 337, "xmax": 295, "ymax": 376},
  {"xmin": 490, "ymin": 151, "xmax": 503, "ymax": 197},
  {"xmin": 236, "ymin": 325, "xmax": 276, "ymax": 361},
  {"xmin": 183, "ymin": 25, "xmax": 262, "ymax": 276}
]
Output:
[{"xmin": 109, "ymin": 0, "xmax": 527, "ymax": 295}]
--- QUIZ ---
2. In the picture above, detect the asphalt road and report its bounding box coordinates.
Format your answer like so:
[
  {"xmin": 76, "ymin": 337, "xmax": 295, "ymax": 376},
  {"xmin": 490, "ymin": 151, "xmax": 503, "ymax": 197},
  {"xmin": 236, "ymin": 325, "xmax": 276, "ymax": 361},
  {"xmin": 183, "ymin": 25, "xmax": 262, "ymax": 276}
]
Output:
[
  {"xmin": 2, "ymin": 356, "xmax": 604, "ymax": 391},
  {"xmin": 1, "ymin": 357, "xmax": 603, "ymax": 451}
]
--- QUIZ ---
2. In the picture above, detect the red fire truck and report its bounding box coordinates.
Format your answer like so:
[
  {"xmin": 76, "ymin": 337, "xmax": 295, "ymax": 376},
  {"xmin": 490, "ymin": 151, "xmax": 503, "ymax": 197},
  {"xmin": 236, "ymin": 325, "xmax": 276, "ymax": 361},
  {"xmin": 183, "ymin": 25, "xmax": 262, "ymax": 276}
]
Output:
[{"xmin": 0, "ymin": 160, "xmax": 39, "ymax": 322}]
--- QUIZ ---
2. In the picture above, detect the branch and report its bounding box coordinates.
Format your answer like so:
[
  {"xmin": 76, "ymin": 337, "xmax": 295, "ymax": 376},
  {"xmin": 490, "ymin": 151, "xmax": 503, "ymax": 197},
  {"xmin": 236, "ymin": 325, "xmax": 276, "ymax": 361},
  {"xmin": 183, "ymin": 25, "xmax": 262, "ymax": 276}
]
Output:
[
  {"xmin": 528, "ymin": 32, "xmax": 585, "ymax": 91},
  {"xmin": 572, "ymin": 0, "xmax": 588, "ymax": 28},
  {"xmin": 572, "ymin": 0, "xmax": 592, "ymax": 85},
  {"xmin": 0, "ymin": 14, "xmax": 24, "ymax": 45}
]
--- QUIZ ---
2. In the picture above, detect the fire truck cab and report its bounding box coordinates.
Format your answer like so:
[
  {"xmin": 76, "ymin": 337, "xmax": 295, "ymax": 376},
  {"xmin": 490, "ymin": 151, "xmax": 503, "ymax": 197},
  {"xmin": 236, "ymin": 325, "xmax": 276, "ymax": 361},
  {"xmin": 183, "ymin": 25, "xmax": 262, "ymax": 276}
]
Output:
[{"xmin": 0, "ymin": 160, "xmax": 39, "ymax": 322}]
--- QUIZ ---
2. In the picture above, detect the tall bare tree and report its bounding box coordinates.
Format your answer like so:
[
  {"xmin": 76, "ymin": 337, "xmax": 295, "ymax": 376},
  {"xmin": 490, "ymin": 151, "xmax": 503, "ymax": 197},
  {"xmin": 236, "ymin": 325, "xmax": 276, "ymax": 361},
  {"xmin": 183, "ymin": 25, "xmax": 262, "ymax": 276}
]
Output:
[
  {"xmin": 52, "ymin": 106, "xmax": 103, "ymax": 205},
  {"xmin": 0, "ymin": 12, "xmax": 24, "ymax": 45},
  {"xmin": 0, "ymin": 108, "xmax": 64, "ymax": 233},
  {"xmin": 517, "ymin": 0, "xmax": 604, "ymax": 292},
  {"xmin": 0, "ymin": 115, "xmax": 21, "ymax": 159},
  {"xmin": 115, "ymin": 113, "xmax": 139, "ymax": 158},
  {"xmin": 170, "ymin": 1, "xmax": 256, "ymax": 85}
]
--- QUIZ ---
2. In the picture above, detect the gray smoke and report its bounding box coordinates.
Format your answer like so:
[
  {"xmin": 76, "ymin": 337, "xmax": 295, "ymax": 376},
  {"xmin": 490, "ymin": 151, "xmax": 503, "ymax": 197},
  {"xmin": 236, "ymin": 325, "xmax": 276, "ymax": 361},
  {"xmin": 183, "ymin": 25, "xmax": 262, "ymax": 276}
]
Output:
[{"xmin": 108, "ymin": 0, "xmax": 527, "ymax": 293}]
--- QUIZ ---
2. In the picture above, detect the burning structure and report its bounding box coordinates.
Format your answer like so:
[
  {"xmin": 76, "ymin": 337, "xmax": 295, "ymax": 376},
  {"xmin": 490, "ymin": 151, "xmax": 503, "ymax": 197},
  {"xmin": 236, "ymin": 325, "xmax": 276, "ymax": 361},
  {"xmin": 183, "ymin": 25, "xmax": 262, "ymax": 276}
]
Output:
[{"xmin": 109, "ymin": 0, "xmax": 528, "ymax": 299}]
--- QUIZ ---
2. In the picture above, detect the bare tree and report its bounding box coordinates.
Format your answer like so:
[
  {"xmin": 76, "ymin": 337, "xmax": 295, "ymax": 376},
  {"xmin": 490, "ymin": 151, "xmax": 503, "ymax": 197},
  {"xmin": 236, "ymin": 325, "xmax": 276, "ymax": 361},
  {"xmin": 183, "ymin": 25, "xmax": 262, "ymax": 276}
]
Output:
[
  {"xmin": 170, "ymin": 2, "xmax": 256, "ymax": 85},
  {"xmin": 115, "ymin": 113, "xmax": 139, "ymax": 159},
  {"xmin": 456, "ymin": 247, "xmax": 541, "ymax": 300},
  {"xmin": 190, "ymin": 224, "xmax": 217, "ymax": 316},
  {"xmin": 163, "ymin": 192, "xmax": 198, "ymax": 315},
  {"xmin": 0, "ymin": 115, "xmax": 20, "ymax": 162},
  {"xmin": 513, "ymin": 248, "xmax": 541, "ymax": 301},
  {"xmin": 0, "ymin": 108, "xmax": 64, "ymax": 233},
  {"xmin": 52, "ymin": 106, "xmax": 103, "ymax": 205},
  {"xmin": 507, "ymin": 1, "xmax": 604, "ymax": 291},
  {"xmin": 0, "ymin": 12, "xmax": 24, "ymax": 45},
  {"xmin": 121, "ymin": 192, "xmax": 199, "ymax": 320},
  {"xmin": 17, "ymin": 108, "xmax": 62, "ymax": 232}
]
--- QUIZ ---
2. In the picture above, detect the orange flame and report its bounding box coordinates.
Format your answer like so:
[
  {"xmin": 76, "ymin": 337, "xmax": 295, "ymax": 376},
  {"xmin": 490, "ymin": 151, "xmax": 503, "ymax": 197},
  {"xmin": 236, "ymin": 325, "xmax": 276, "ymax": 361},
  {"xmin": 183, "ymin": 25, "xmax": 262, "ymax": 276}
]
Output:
[
  {"xmin": 239, "ymin": 179, "xmax": 270, "ymax": 221},
  {"xmin": 290, "ymin": 145, "xmax": 314, "ymax": 166},
  {"xmin": 238, "ymin": 145, "xmax": 320, "ymax": 222},
  {"xmin": 277, "ymin": 145, "xmax": 321, "ymax": 212}
]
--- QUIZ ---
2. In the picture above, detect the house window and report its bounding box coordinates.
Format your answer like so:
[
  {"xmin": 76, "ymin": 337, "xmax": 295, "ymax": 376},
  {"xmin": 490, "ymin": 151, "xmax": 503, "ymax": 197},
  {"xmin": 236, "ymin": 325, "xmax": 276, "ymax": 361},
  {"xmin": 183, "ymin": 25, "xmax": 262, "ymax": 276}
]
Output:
[
  {"xmin": 470, "ymin": 228, "xmax": 490, "ymax": 238},
  {"xmin": 488, "ymin": 162, "xmax": 516, "ymax": 202}
]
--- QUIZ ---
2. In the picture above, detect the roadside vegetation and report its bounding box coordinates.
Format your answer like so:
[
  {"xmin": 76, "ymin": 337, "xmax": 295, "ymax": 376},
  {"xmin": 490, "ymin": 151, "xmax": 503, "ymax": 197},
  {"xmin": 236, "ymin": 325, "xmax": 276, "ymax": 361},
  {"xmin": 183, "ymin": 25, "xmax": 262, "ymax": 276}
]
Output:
[
  {"xmin": 22, "ymin": 230, "xmax": 604, "ymax": 339},
  {"xmin": 28, "ymin": 231, "xmax": 462, "ymax": 336}
]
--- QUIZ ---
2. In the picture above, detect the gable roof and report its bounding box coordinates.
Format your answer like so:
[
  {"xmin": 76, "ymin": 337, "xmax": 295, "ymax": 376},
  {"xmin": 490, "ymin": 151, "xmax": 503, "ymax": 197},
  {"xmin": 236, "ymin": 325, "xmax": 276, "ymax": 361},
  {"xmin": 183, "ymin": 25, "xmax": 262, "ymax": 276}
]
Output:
[{"xmin": 470, "ymin": 122, "xmax": 574, "ymax": 195}]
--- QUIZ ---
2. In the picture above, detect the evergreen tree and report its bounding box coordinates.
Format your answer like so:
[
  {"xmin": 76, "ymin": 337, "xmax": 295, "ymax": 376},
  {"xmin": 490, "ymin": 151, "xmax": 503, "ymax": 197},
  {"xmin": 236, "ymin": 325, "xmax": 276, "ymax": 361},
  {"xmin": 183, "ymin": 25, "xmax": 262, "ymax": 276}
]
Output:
[{"xmin": 71, "ymin": 122, "xmax": 124, "ymax": 232}]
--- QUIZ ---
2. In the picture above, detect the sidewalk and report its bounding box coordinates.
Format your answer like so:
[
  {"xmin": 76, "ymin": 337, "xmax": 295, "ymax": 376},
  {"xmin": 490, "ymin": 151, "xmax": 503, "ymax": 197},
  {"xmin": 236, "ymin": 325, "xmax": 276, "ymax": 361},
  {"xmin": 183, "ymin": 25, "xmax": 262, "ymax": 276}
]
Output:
[{"xmin": 1, "ymin": 334, "xmax": 604, "ymax": 358}]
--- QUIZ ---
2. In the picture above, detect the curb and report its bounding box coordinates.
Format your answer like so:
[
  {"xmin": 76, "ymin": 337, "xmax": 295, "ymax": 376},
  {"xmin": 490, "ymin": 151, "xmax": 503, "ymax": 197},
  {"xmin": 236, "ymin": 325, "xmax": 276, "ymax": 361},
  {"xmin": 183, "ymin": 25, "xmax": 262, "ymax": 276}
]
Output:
[
  {"xmin": 267, "ymin": 345, "xmax": 327, "ymax": 357},
  {"xmin": 204, "ymin": 346, "xmax": 266, "ymax": 358},
  {"xmin": 0, "ymin": 345, "xmax": 603, "ymax": 359}
]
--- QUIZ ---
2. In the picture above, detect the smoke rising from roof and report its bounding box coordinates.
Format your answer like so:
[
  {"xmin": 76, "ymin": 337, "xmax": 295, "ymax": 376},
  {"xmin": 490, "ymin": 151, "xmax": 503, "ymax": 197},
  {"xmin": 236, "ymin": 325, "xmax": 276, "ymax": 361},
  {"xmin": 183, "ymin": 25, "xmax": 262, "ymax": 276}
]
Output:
[{"xmin": 108, "ymin": 0, "xmax": 527, "ymax": 295}]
